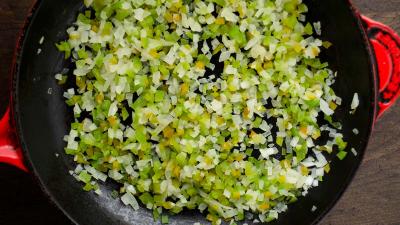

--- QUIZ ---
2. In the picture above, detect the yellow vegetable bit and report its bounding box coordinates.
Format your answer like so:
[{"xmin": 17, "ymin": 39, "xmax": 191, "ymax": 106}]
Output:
[
  {"xmin": 176, "ymin": 128, "xmax": 185, "ymax": 136},
  {"xmin": 264, "ymin": 191, "xmax": 273, "ymax": 198},
  {"xmin": 163, "ymin": 126, "xmax": 175, "ymax": 139},
  {"xmin": 109, "ymin": 56, "xmax": 118, "ymax": 65},
  {"xmin": 195, "ymin": 61, "xmax": 205, "ymax": 70},
  {"xmin": 324, "ymin": 164, "xmax": 331, "ymax": 173},
  {"xmin": 180, "ymin": 83, "xmax": 189, "ymax": 95},
  {"xmin": 311, "ymin": 46, "xmax": 320, "ymax": 56},
  {"xmin": 204, "ymin": 156, "xmax": 213, "ymax": 165},
  {"xmin": 107, "ymin": 116, "xmax": 117, "ymax": 126},
  {"xmin": 164, "ymin": 12, "xmax": 173, "ymax": 23},
  {"xmin": 232, "ymin": 191, "xmax": 241, "ymax": 200},
  {"xmin": 112, "ymin": 161, "xmax": 121, "ymax": 170},
  {"xmin": 149, "ymin": 49, "xmax": 160, "ymax": 59},
  {"xmin": 216, "ymin": 116, "xmax": 225, "ymax": 125},
  {"xmin": 237, "ymin": 5, "xmax": 246, "ymax": 18},
  {"xmin": 95, "ymin": 92, "xmax": 104, "ymax": 104},
  {"xmin": 312, "ymin": 129, "xmax": 321, "ymax": 139},
  {"xmin": 222, "ymin": 141, "xmax": 232, "ymax": 151},
  {"xmin": 91, "ymin": 25, "xmax": 99, "ymax": 32},
  {"xmin": 293, "ymin": 43, "xmax": 303, "ymax": 53},
  {"xmin": 301, "ymin": 166, "xmax": 309, "ymax": 176},
  {"xmin": 172, "ymin": 13, "xmax": 181, "ymax": 23},
  {"xmin": 259, "ymin": 203, "xmax": 270, "ymax": 211},
  {"xmin": 249, "ymin": 130, "xmax": 257, "ymax": 139},
  {"xmin": 278, "ymin": 175, "xmax": 286, "ymax": 183},
  {"xmin": 173, "ymin": 165, "xmax": 181, "ymax": 177},
  {"xmin": 234, "ymin": 154, "xmax": 244, "ymax": 162},
  {"xmin": 329, "ymin": 101, "xmax": 338, "ymax": 110},
  {"xmin": 69, "ymin": 32, "xmax": 80, "ymax": 40},
  {"xmin": 163, "ymin": 201, "xmax": 175, "ymax": 209},
  {"xmin": 231, "ymin": 169, "xmax": 241, "ymax": 177},
  {"xmin": 243, "ymin": 107, "xmax": 251, "ymax": 119},
  {"xmin": 215, "ymin": 17, "xmax": 225, "ymax": 25},
  {"xmin": 299, "ymin": 126, "xmax": 308, "ymax": 137}
]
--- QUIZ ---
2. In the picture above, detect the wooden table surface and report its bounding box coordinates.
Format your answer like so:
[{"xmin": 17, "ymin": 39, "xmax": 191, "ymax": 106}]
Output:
[{"xmin": 0, "ymin": 0, "xmax": 399, "ymax": 225}]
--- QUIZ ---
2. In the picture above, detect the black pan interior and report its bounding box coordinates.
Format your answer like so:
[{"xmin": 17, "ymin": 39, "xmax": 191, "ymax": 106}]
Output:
[{"xmin": 13, "ymin": 0, "xmax": 376, "ymax": 224}]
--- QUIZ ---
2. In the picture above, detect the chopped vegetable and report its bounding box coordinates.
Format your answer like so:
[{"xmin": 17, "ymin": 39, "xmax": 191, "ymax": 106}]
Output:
[
  {"xmin": 311, "ymin": 205, "xmax": 317, "ymax": 212},
  {"xmin": 39, "ymin": 36, "xmax": 45, "ymax": 45},
  {"xmin": 57, "ymin": 0, "xmax": 349, "ymax": 224},
  {"xmin": 161, "ymin": 215, "xmax": 169, "ymax": 224},
  {"xmin": 351, "ymin": 93, "xmax": 360, "ymax": 112},
  {"xmin": 351, "ymin": 148, "xmax": 358, "ymax": 156},
  {"xmin": 337, "ymin": 151, "xmax": 348, "ymax": 160}
]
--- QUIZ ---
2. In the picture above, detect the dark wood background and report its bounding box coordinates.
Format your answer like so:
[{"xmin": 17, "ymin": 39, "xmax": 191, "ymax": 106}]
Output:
[{"xmin": 0, "ymin": 0, "xmax": 399, "ymax": 224}]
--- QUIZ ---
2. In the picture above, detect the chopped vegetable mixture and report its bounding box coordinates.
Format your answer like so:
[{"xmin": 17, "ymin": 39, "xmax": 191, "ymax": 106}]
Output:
[{"xmin": 56, "ymin": 0, "xmax": 350, "ymax": 224}]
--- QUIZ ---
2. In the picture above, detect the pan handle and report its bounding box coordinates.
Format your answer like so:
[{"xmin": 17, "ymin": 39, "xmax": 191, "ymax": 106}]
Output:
[
  {"xmin": 0, "ymin": 106, "xmax": 27, "ymax": 171},
  {"xmin": 362, "ymin": 16, "xmax": 400, "ymax": 118}
]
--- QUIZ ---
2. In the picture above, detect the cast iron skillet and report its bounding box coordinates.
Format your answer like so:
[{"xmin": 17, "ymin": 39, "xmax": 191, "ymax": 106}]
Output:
[{"xmin": 1, "ymin": 0, "xmax": 400, "ymax": 224}]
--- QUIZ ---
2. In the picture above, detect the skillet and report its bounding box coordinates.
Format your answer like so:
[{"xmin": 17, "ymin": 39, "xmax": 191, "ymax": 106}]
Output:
[{"xmin": 1, "ymin": 0, "xmax": 400, "ymax": 224}]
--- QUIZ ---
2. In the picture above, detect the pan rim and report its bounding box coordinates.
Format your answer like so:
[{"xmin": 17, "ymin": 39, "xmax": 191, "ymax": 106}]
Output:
[{"xmin": 10, "ymin": 1, "xmax": 81, "ymax": 225}]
